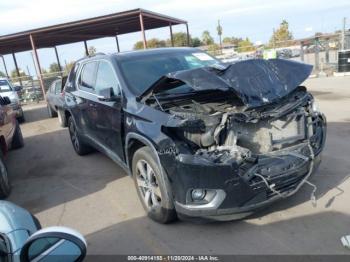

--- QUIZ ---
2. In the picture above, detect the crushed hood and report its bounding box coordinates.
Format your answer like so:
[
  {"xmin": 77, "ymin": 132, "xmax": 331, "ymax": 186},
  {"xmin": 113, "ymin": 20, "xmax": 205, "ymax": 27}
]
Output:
[{"xmin": 140, "ymin": 59, "xmax": 313, "ymax": 107}]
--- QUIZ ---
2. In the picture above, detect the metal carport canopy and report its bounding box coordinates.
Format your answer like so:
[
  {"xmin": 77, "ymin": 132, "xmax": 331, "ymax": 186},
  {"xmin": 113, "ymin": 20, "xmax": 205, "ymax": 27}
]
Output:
[
  {"xmin": 0, "ymin": 8, "xmax": 188, "ymax": 98},
  {"xmin": 0, "ymin": 8, "xmax": 187, "ymax": 54}
]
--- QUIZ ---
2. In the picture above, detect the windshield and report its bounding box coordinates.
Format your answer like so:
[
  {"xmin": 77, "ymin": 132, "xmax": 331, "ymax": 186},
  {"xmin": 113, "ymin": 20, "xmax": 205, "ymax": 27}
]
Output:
[
  {"xmin": 118, "ymin": 50, "xmax": 219, "ymax": 95},
  {"xmin": 0, "ymin": 80, "xmax": 13, "ymax": 93}
]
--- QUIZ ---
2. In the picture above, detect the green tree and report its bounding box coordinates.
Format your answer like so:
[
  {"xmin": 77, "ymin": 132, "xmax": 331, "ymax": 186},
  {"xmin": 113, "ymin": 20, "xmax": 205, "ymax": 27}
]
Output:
[
  {"xmin": 49, "ymin": 63, "xmax": 61, "ymax": 73},
  {"xmin": 191, "ymin": 37, "xmax": 202, "ymax": 47},
  {"xmin": 133, "ymin": 41, "xmax": 144, "ymax": 50},
  {"xmin": 167, "ymin": 32, "xmax": 190, "ymax": 47},
  {"xmin": 10, "ymin": 68, "xmax": 31, "ymax": 80},
  {"xmin": 133, "ymin": 38, "xmax": 166, "ymax": 50},
  {"xmin": 201, "ymin": 30, "xmax": 214, "ymax": 45},
  {"xmin": 269, "ymin": 20, "xmax": 293, "ymax": 48},
  {"xmin": 207, "ymin": 44, "xmax": 220, "ymax": 56},
  {"xmin": 223, "ymin": 36, "xmax": 243, "ymax": 46},
  {"xmin": 0, "ymin": 71, "xmax": 6, "ymax": 77},
  {"xmin": 64, "ymin": 61, "xmax": 75, "ymax": 73},
  {"xmin": 237, "ymin": 38, "xmax": 255, "ymax": 52}
]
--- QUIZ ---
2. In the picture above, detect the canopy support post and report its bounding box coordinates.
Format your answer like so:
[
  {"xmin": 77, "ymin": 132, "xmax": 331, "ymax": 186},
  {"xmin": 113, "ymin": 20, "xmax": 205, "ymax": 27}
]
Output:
[
  {"xmin": 11, "ymin": 53, "xmax": 23, "ymax": 86},
  {"xmin": 54, "ymin": 46, "xmax": 62, "ymax": 73},
  {"xmin": 84, "ymin": 41, "xmax": 89, "ymax": 56},
  {"xmin": 115, "ymin": 35, "xmax": 120, "ymax": 52},
  {"xmin": 185, "ymin": 23, "xmax": 190, "ymax": 46},
  {"xmin": 29, "ymin": 34, "xmax": 46, "ymax": 100},
  {"xmin": 1, "ymin": 56, "xmax": 9, "ymax": 78},
  {"xmin": 139, "ymin": 13, "xmax": 147, "ymax": 49},
  {"xmin": 169, "ymin": 23, "xmax": 174, "ymax": 47}
]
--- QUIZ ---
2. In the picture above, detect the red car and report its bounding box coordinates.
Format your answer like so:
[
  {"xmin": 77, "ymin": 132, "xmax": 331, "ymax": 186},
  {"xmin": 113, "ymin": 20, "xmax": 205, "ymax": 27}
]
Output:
[{"xmin": 0, "ymin": 96, "xmax": 24, "ymax": 198}]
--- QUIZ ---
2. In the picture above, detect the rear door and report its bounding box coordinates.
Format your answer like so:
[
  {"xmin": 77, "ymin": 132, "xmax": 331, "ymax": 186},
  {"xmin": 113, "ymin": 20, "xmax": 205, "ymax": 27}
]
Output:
[
  {"xmin": 70, "ymin": 61, "xmax": 98, "ymax": 137},
  {"xmin": 91, "ymin": 60, "xmax": 124, "ymax": 161}
]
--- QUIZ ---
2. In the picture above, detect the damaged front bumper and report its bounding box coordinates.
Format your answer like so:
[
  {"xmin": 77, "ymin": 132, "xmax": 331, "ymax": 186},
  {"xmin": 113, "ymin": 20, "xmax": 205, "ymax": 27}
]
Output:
[{"xmin": 168, "ymin": 114, "xmax": 326, "ymax": 221}]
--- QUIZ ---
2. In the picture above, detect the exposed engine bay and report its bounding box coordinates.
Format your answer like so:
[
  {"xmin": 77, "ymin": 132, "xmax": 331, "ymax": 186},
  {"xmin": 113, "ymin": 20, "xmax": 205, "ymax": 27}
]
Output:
[
  {"xmin": 138, "ymin": 58, "xmax": 326, "ymax": 219},
  {"xmin": 158, "ymin": 86, "xmax": 322, "ymax": 166}
]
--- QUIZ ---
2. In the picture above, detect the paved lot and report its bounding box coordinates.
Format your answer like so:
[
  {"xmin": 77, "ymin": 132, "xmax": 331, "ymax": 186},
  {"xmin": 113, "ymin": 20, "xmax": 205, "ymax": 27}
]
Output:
[{"xmin": 6, "ymin": 76, "xmax": 350, "ymax": 255}]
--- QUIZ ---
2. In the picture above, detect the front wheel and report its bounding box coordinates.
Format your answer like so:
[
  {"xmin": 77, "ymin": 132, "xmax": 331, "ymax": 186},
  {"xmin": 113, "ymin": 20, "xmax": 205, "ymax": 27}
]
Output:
[
  {"xmin": 11, "ymin": 120, "xmax": 24, "ymax": 149},
  {"xmin": 68, "ymin": 117, "xmax": 93, "ymax": 156},
  {"xmin": 132, "ymin": 146, "xmax": 177, "ymax": 224},
  {"xmin": 0, "ymin": 153, "xmax": 11, "ymax": 199}
]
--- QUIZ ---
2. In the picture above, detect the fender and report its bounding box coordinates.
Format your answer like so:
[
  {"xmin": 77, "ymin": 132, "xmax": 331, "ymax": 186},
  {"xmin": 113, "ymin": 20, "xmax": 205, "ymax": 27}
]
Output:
[{"xmin": 125, "ymin": 132, "xmax": 174, "ymax": 209}]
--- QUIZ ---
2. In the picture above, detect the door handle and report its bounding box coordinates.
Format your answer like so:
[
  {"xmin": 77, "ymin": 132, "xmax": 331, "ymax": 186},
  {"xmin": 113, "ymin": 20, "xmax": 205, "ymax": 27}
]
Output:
[{"xmin": 88, "ymin": 103, "xmax": 97, "ymax": 108}]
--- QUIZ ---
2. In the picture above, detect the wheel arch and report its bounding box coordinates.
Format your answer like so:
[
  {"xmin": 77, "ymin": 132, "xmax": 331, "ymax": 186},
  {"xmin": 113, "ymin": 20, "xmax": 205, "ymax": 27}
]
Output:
[
  {"xmin": 64, "ymin": 109, "xmax": 72, "ymax": 124},
  {"xmin": 125, "ymin": 132, "xmax": 175, "ymax": 209}
]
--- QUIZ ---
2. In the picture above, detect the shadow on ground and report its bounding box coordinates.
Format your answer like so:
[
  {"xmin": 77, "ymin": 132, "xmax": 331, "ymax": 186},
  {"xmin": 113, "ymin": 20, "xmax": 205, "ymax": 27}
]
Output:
[
  {"xmin": 85, "ymin": 211, "xmax": 350, "ymax": 255},
  {"xmin": 6, "ymin": 128, "xmax": 127, "ymax": 214},
  {"xmin": 21, "ymin": 104, "xmax": 50, "ymax": 124}
]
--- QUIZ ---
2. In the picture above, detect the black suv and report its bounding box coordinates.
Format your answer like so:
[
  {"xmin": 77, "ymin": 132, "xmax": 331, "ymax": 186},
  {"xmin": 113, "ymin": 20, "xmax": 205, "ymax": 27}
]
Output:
[{"xmin": 63, "ymin": 48, "xmax": 326, "ymax": 223}]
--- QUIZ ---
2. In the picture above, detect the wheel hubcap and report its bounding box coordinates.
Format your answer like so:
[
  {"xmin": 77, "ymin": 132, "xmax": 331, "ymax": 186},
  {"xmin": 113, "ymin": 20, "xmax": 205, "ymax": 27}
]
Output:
[
  {"xmin": 136, "ymin": 159, "xmax": 162, "ymax": 209},
  {"xmin": 69, "ymin": 122, "xmax": 79, "ymax": 150},
  {"xmin": 0, "ymin": 161, "xmax": 9, "ymax": 188}
]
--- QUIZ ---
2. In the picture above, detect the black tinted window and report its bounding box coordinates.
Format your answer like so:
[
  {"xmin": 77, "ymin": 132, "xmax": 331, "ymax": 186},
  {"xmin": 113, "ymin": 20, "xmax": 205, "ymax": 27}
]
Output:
[
  {"xmin": 118, "ymin": 51, "xmax": 218, "ymax": 95},
  {"xmin": 95, "ymin": 61, "xmax": 120, "ymax": 95},
  {"xmin": 79, "ymin": 62, "xmax": 97, "ymax": 90}
]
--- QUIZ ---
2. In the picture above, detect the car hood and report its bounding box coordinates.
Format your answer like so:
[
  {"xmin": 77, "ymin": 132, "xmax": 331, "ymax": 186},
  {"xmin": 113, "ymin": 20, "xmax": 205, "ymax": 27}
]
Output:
[
  {"xmin": 140, "ymin": 59, "xmax": 313, "ymax": 108},
  {"xmin": 0, "ymin": 91, "xmax": 19, "ymax": 102}
]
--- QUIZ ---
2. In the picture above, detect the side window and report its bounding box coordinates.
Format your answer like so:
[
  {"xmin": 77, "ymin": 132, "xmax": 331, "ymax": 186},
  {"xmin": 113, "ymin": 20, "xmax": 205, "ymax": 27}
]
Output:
[
  {"xmin": 50, "ymin": 82, "xmax": 56, "ymax": 93},
  {"xmin": 95, "ymin": 61, "xmax": 121, "ymax": 96},
  {"xmin": 79, "ymin": 62, "xmax": 97, "ymax": 92},
  {"xmin": 54, "ymin": 80, "xmax": 62, "ymax": 94},
  {"xmin": 65, "ymin": 63, "xmax": 79, "ymax": 92}
]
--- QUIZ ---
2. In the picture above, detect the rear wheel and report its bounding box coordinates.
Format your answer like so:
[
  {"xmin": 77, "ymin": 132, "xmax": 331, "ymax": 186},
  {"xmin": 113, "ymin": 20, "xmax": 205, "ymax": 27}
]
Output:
[
  {"xmin": 11, "ymin": 120, "xmax": 24, "ymax": 149},
  {"xmin": 132, "ymin": 146, "xmax": 177, "ymax": 224},
  {"xmin": 68, "ymin": 116, "xmax": 93, "ymax": 155},
  {"xmin": 47, "ymin": 104, "xmax": 57, "ymax": 118},
  {"xmin": 0, "ymin": 152, "xmax": 11, "ymax": 199}
]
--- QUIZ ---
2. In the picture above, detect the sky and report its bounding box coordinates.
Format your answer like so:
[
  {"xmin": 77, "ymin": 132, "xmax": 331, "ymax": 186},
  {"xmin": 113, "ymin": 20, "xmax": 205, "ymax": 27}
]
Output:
[{"xmin": 0, "ymin": 0, "xmax": 349, "ymax": 76}]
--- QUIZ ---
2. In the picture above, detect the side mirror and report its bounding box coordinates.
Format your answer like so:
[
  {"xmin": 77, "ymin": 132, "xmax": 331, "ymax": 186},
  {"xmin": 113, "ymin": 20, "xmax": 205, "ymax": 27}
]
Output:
[
  {"xmin": 14, "ymin": 86, "xmax": 22, "ymax": 92},
  {"xmin": 20, "ymin": 226, "xmax": 87, "ymax": 262},
  {"xmin": 97, "ymin": 87, "xmax": 120, "ymax": 102}
]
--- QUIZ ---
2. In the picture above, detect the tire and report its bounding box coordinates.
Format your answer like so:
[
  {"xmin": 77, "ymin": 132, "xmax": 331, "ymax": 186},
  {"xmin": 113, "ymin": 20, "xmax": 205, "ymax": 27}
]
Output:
[
  {"xmin": 0, "ymin": 152, "xmax": 11, "ymax": 199},
  {"xmin": 17, "ymin": 109, "xmax": 25, "ymax": 123},
  {"xmin": 132, "ymin": 146, "xmax": 177, "ymax": 224},
  {"xmin": 57, "ymin": 109, "xmax": 67, "ymax": 127},
  {"xmin": 11, "ymin": 120, "xmax": 24, "ymax": 149},
  {"xmin": 68, "ymin": 116, "xmax": 93, "ymax": 155},
  {"xmin": 47, "ymin": 104, "xmax": 57, "ymax": 118}
]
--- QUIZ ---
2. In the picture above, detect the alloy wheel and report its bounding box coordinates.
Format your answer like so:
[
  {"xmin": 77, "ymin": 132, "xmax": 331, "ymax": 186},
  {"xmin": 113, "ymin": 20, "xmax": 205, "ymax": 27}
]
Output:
[
  {"xmin": 69, "ymin": 121, "xmax": 79, "ymax": 151},
  {"xmin": 0, "ymin": 160, "xmax": 9, "ymax": 188},
  {"xmin": 135, "ymin": 159, "xmax": 162, "ymax": 210}
]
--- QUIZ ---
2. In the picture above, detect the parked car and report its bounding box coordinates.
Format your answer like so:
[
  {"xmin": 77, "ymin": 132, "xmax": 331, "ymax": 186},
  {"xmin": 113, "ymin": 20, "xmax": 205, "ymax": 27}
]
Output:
[
  {"xmin": 0, "ymin": 78, "xmax": 25, "ymax": 123},
  {"xmin": 63, "ymin": 48, "xmax": 326, "ymax": 223},
  {"xmin": 0, "ymin": 96, "xmax": 24, "ymax": 199},
  {"xmin": 46, "ymin": 76, "xmax": 67, "ymax": 127},
  {"xmin": 0, "ymin": 200, "xmax": 87, "ymax": 262}
]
